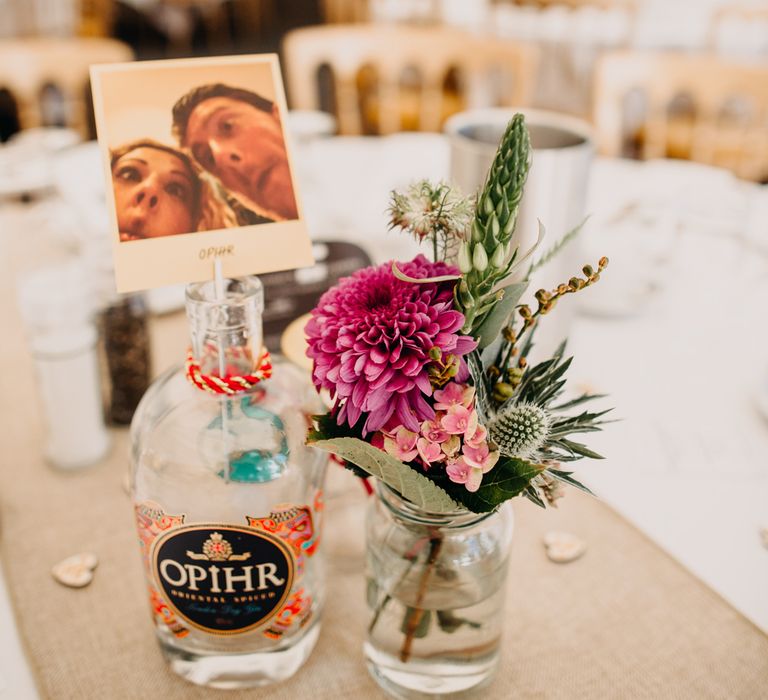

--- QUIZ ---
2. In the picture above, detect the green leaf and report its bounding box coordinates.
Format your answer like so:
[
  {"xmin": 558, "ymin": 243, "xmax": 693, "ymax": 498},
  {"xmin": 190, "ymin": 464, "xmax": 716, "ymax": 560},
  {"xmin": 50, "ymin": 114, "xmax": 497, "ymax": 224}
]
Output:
[
  {"xmin": 308, "ymin": 436, "xmax": 463, "ymax": 513},
  {"xmin": 539, "ymin": 448, "xmax": 581, "ymax": 463},
  {"xmin": 523, "ymin": 485, "xmax": 547, "ymax": 509},
  {"xmin": 308, "ymin": 412, "xmax": 359, "ymax": 441},
  {"xmin": 307, "ymin": 413, "xmax": 372, "ymax": 478},
  {"xmin": 556, "ymin": 438, "xmax": 605, "ymax": 460},
  {"xmin": 550, "ymin": 393, "xmax": 607, "ymax": 411},
  {"xmin": 366, "ymin": 578, "xmax": 380, "ymax": 609},
  {"xmin": 402, "ymin": 608, "xmax": 432, "ymax": 638},
  {"xmin": 547, "ymin": 468, "xmax": 596, "ymax": 497},
  {"xmin": 467, "ymin": 350, "xmax": 491, "ymax": 425},
  {"xmin": 473, "ymin": 281, "xmax": 528, "ymax": 349},
  {"xmin": 391, "ymin": 261, "xmax": 460, "ymax": 284},
  {"xmin": 480, "ymin": 335, "xmax": 504, "ymax": 370},
  {"xmin": 454, "ymin": 456, "xmax": 543, "ymax": 512},
  {"xmin": 551, "ymin": 408, "xmax": 614, "ymax": 427},
  {"xmin": 436, "ymin": 610, "xmax": 482, "ymax": 633}
]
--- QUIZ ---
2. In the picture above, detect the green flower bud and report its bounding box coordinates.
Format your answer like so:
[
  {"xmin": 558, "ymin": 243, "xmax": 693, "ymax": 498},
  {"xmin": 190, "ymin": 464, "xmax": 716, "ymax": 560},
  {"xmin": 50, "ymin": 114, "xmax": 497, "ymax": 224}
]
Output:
[
  {"xmin": 458, "ymin": 279, "xmax": 475, "ymax": 308},
  {"xmin": 457, "ymin": 241, "xmax": 472, "ymax": 273},
  {"xmin": 490, "ymin": 212, "xmax": 500, "ymax": 242},
  {"xmin": 428, "ymin": 346, "xmax": 442, "ymax": 361},
  {"xmin": 491, "ymin": 243, "xmax": 506, "ymax": 269},
  {"xmin": 472, "ymin": 244, "xmax": 488, "ymax": 272},
  {"xmin": 507, "ymin": 366, "xmax": 524, "ymax": 384},
  {"xmin": 471, "ymin": 219, "xmax": 484, "ymax": 243},
  {"xmin": 493, "ymin": 382, "xmax": 516, "ymax": 400}
]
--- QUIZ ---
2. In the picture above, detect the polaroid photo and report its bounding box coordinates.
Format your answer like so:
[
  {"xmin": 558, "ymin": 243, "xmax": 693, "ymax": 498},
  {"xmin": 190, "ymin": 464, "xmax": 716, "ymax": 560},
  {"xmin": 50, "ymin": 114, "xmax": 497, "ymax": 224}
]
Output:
[{"xmin": 90, "ymin": 54, "xmax": 314, "ymax": 292}]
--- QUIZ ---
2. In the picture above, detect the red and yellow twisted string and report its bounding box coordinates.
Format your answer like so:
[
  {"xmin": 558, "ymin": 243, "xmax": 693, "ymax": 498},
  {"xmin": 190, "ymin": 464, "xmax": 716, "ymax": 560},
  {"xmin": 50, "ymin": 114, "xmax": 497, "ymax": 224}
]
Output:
[{"xmin": 185, "ymin": 348, "xmax": 273, "ymax": 395}]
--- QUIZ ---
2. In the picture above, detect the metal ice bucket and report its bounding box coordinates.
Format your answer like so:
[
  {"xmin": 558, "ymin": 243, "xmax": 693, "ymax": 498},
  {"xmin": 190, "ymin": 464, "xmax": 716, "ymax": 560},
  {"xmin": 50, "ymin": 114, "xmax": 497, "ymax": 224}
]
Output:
[{"xmin": 444, "ymin": 108, "xmax": 593, "ymax": 357}]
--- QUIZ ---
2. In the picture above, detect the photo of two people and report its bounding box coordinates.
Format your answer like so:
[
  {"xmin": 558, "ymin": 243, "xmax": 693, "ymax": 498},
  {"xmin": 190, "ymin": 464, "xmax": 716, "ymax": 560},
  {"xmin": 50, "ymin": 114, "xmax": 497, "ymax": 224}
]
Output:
[
  {"xmin": 92, "ymin": 55, "xmax": 313, "ymax": 292},
  {"xmin": 112, "ymin": 82, "xmax": 298, "ymax": 241}
]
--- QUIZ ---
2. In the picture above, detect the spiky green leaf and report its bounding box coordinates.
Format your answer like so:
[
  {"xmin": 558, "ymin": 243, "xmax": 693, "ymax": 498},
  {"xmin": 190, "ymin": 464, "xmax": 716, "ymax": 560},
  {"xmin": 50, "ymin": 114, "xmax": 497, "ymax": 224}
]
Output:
[
  {"xmin": 550, "ymin": 393, "xmax": 607, "ymax": 411},
  {"xmin": 547, "ymin": 468, "xmax": 596, "ymax": 496},
  {"xmin": 554, "ymin": 438, "xmax": 605, "ymax": 460},
  {"xmin": 523, "ymin": 485, "xmax": 547, "ymax": 509}
]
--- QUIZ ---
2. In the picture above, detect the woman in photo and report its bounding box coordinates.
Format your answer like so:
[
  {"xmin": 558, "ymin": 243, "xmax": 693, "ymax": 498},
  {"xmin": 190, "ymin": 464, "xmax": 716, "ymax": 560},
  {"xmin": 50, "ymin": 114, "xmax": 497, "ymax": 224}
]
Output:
[{"xmin": 111, "ymin": 139, "xmax": 236, "ymax": 241}]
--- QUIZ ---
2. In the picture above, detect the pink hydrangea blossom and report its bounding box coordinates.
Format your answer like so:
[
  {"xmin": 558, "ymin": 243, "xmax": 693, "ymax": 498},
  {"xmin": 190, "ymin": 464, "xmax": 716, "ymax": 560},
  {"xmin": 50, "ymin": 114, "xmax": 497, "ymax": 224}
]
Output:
[
  {"xmin": 446, "ymin": 445, "xmax": 498, "ymax": 492},
  {"xmin": 306, "ymin": 255, "xmax": 476, "ymax": 434},
  {"xmin": 420, "ymin": 418, "xmax": 449, "ymax": 444},
  {"xmin": 440, "ymin": 405, "xmax": 478, "ymax": 437},
  {"xmin": 441, "ymin": 434, "xmax": 461, "ymax": 458},
  {"xmin": 433, "ymin": 382, "xmax": 475, "ymax": 411},
  {"xmin": 446, "ymin": 457, "xmax": 483, "ymax": 492},
  {"xmin": 465, "ymin": 424, "xmax": 488, "ymax": 449},
  {"xmin": 417, "ymin": 437, "xmax": 444, "ymax": 464},
  {"xmin": 368, "ymin": 376, "xmax": 500, "ymax": 492},
  {"xmin": 461, "ymin": 442, "xmax": 499, "ymax": 472},
  {"xmin": 383, "ymin": 427, "xmax": 419, "ymax": 461}
]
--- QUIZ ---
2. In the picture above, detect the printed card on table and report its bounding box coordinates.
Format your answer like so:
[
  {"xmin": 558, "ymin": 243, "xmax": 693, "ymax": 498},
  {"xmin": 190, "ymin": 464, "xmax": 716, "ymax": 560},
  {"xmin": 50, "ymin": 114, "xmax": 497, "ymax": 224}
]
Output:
[{"xmin": 90, "ymin": 54, "xmax": 314, "ymax": 292}]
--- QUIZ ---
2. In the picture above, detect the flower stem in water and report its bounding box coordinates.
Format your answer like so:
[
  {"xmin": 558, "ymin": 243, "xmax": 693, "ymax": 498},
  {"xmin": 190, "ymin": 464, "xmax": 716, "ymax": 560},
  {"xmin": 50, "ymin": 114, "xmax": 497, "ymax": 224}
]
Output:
[{"xmin": 399, "ymin": 534, "xmax": 443, "ymax": 663}]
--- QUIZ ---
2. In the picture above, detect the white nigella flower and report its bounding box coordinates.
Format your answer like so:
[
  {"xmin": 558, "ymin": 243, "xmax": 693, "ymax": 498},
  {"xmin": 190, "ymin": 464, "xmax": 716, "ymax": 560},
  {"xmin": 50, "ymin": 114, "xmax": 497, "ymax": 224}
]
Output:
[{"xmin": 387, "ymin": 180, "xmax": 474, "ymax": 244}]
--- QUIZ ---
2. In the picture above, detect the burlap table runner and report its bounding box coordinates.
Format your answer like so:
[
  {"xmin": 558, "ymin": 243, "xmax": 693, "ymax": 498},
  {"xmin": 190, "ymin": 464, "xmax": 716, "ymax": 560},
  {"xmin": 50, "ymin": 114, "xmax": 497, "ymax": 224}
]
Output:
[{"xmin": 2, "ymin": 308, "xmax": 767, "ymax": 699}]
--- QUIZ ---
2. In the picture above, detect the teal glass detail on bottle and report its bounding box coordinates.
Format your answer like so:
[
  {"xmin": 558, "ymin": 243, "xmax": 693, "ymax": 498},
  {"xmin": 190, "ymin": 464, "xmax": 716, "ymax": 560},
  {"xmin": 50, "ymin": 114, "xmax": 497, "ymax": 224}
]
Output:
[{"xmin": 208, "ymin": 396, "xmax": 290, "ymax": 483}]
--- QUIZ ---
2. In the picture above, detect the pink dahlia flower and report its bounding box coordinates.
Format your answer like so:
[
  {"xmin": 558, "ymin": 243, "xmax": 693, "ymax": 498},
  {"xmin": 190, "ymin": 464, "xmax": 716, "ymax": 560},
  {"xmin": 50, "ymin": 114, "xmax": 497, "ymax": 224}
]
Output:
[{"xmin": 306, "ymin": 254, "xmax": 477, "ymax": 434}]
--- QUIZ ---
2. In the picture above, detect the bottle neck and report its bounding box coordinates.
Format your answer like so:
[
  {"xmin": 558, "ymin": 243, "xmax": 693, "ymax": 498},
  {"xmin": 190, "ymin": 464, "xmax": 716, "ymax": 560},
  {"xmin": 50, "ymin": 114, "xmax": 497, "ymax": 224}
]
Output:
[
  {"xmin": 185, "ymin": 276, "xmax": 264, "ymax": 377},
  {"xmin": 376, "ymin": 482, "xmax": 491, "ymax": 529}
]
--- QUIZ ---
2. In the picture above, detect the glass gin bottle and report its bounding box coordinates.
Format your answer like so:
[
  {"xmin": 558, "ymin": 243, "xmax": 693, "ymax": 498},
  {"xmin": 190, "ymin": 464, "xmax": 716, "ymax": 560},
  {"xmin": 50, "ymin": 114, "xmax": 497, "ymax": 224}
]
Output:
[{"xmin": 130, "ymin": 275, "xmax": 326, "ymax": 688}]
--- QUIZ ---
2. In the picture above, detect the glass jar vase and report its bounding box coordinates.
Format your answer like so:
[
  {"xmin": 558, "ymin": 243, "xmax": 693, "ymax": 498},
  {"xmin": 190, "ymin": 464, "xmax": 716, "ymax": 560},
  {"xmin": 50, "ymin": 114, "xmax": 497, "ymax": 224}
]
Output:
[{"xmin": 364, "ymin": 483, "xmax": 514, "ymax": 698}]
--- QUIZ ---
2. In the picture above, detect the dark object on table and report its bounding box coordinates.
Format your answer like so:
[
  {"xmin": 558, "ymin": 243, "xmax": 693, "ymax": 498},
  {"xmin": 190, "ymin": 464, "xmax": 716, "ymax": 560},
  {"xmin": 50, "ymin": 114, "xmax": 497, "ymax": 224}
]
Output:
[
  {"xmin": 0, "ymin": 87, "xmax": 21, "ymax": 142},
  {"xmin": 260, "ymin": 241, "xmax": 371, "ymax": 352},
  {"xmin": 102, "ymin": 293, "xmax": 151, "ymax": 425}
]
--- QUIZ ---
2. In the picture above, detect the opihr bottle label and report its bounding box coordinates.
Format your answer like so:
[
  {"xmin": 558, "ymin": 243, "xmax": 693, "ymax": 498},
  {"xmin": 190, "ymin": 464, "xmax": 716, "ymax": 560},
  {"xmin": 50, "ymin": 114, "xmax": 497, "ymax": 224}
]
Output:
[
  {"xmin": 151, "ymin": 525, "xmax": 294, "ymax": 635},
  {"xmin": 135, "ymin": 498, "xmax": 323, "ymax": 638}
]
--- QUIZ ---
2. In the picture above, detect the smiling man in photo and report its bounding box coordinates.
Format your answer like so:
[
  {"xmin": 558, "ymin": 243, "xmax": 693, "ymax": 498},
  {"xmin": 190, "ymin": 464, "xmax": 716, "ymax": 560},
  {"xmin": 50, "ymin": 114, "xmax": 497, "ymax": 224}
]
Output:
[{"xmin": 172, "ymin": 83, "xmax": 298, "ymax": 223}]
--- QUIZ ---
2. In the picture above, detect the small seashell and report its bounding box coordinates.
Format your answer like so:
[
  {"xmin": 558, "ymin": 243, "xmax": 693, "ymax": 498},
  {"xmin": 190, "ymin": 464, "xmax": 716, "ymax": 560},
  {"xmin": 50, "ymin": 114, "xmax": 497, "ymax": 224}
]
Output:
[
  {"xmin": 543, "ymin": 531, "xmax": 586, "ymax": 564},
  {"xmin": 52, "ymin": 552, "xmax": 99, "ymax": 588}
]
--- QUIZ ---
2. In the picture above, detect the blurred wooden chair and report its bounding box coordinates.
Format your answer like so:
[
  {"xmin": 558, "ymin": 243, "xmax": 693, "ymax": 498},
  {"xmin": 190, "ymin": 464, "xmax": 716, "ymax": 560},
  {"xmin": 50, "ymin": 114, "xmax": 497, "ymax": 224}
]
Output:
[
  {"xmin": 282, "ymin": 24, "xmax": 538, "ymax": 135},
  {"xmin": 78, "ymin": 0, "xmax": 115, "ymax": 37},
  {"xmin": 593, "ymin": 51, "xmax": 768, "ymax": 181},
  {"xmin": 321, "ymin": 0, "xmax": 369, "ymax": 23},
  {"xmin": 0, "ymin": 38, "xmax": 133, "ymax": 139}
]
